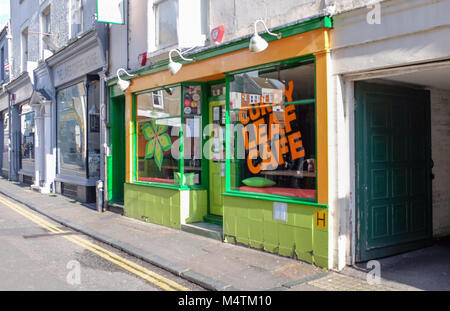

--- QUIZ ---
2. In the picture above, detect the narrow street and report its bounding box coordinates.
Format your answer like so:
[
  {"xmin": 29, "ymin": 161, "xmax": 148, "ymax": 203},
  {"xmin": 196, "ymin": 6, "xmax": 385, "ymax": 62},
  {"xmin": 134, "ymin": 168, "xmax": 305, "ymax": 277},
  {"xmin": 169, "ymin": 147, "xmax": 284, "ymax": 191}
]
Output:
[{"xmin": 0, "ymin": 194, "xmax": 202, "ymax": 291}]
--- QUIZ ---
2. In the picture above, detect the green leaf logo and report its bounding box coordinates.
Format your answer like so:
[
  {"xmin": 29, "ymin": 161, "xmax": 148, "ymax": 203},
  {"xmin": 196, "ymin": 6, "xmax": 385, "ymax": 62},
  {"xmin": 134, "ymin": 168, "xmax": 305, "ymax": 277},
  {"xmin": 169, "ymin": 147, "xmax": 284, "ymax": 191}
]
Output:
[{"xmin": 142, "ymin": 120, "xmax": 172, "ymax": 171}]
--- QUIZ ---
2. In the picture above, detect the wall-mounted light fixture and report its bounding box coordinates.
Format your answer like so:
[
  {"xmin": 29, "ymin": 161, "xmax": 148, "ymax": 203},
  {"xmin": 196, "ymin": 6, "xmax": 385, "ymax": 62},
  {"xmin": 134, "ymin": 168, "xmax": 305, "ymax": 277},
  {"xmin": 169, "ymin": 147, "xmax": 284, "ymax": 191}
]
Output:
[
  {"xmin": 168, "ymin": 49, "xmax": 194, "ymax": 75},
  {"xmin": 249, "ymin": 19, "xmax": 282, "ymax": 53},
  {"xmin": 117, "ymin": 68, "xmax": 136, "ymax": 92}
]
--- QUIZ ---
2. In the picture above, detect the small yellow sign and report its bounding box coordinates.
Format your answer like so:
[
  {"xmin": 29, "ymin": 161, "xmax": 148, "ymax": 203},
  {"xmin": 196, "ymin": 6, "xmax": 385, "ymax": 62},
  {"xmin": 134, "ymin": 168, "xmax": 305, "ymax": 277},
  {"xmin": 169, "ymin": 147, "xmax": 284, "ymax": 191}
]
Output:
[{"xmin": 315, "ymin": 211, "xmax": 327, "ymax": 229}]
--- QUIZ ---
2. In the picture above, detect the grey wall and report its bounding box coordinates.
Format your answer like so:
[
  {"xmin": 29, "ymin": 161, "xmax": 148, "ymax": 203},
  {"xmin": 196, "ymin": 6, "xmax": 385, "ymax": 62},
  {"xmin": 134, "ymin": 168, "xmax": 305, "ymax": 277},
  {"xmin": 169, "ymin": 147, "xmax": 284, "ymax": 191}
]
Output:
[
  {"xmin": 108, "ymin": 0, "xmax": 384, "ymax": 79},
  {"xmin": 9, "ymin": 0, "xmax": 107, "ymax": 80}
]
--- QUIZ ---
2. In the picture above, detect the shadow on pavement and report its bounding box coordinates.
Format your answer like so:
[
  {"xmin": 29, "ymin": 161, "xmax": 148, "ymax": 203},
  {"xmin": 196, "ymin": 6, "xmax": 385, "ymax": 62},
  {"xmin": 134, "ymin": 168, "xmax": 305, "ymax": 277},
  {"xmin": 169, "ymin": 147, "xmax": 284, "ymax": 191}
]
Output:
[{"xmin": 356, "ymin": 237, "xmax": 450, "ymax": 291}]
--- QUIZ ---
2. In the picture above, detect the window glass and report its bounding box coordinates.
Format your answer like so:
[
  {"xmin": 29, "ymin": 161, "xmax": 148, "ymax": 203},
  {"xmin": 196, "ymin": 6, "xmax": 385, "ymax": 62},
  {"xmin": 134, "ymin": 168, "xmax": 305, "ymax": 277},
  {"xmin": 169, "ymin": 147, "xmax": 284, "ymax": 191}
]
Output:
[
  {"xmin": 57, "ymin": 82, "xmax": 87, "ymax": 177},
  {"xmin": 156, "ymin": 0, "xmax": 178, "ymax": 47},
  {"xmin": 136, "ymin": 86, "xmax": 181, "ymax": 184},
  {"xmin": 71, "ymin": 0, "xmax": 83, "ymax": 38},
  {"xmin": 87, "ymin": 80, "xmax": 100, "ymax": 179},
  {"xmin": 20, "ymin": 104, "xmax": 35, "ymax": 173},
  {"xmin": 229, "ymin": 61, "xmax": 317, "ymax": 199},
  {"xmin": 183, "ymin": 85, "xmax": 202, "ymax": 185}
]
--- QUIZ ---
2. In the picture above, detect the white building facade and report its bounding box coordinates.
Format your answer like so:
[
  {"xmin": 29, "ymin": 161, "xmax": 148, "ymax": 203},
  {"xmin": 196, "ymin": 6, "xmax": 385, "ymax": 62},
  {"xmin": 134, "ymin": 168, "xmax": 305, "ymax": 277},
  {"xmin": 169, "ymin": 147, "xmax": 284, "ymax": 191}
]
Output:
[
  {"xmin": 6, "ymin": 0, "xmax": 107, "ymax": 202},
  {"xmin": 329, "ymin": 0, "xmax": 450, "ymax": 269}
]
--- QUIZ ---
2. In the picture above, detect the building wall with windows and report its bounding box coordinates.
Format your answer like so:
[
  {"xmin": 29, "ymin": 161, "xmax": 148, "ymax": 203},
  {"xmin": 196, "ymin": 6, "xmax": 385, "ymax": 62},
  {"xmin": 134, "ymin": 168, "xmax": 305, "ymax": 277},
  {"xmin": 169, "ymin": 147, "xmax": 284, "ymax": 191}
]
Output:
[
  {"xmin": 9, "ymin": 0, "xmax": 105, "ymax": 79},
  {"xmin": 0, "ymin": 25, "xmax": 9, "ymax": 85},
  {"xmin": 109, "ymin": 0, "xmax": 384, "ymax": 79},
  {"xmin": 6, "ymin": 0, "xmax": 107, "ymax": 194}
]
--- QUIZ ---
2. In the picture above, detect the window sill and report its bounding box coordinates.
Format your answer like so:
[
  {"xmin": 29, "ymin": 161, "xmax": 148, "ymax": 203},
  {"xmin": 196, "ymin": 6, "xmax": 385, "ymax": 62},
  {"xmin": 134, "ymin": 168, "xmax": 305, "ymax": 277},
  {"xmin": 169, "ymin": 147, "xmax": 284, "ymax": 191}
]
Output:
[
  {"xmin": 129, "ymin": 181, "xmax": 206, "ymax": 191},
  {"xmin": 222, "ymin": 190, "xmax": 327, "ymax": 208}
]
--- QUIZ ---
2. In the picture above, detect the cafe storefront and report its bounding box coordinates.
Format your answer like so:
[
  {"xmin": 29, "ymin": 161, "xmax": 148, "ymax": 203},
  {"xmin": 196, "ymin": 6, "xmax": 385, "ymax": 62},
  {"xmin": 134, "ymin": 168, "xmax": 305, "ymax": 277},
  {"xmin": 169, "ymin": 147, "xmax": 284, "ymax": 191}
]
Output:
[{"xmin": 109, "ymin": 16, "xmax": 332, "ymax": 269}]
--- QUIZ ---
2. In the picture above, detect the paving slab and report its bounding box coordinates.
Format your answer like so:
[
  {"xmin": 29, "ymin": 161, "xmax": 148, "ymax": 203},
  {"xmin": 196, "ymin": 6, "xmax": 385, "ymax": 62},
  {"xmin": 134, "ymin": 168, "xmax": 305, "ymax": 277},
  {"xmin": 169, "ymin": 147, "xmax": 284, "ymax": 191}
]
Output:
[{"xmin": 0, "ymin": 177, "xmax": 411, "ymax": 291}]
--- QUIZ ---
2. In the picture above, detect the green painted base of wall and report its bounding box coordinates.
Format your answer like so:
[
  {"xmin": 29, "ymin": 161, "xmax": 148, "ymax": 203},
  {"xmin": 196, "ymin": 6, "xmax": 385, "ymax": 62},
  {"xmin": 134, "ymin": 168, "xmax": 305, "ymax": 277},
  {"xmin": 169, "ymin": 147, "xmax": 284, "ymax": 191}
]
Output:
[
  {"xmin": 223, "ymin": 197, "xmax": 329, "ymax": 269},
  {"xmin": 124, "ymin": 183, "xmax": 207, "ymax": 229}
]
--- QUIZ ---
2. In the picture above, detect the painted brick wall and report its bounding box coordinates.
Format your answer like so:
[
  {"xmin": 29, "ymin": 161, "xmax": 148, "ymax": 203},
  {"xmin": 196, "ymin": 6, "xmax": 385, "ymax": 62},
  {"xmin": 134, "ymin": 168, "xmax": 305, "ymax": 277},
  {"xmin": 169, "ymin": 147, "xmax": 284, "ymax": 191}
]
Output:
[
  {"xmin": 9, "ymin": 0, "xmax": 102, "ymax": 80},
  {"xmin": 111, "ymin": 0, "xmax": 385, "ymax": 77},
  {"xmin": 223, "ymin": 197, "xmax": 329, "ymax": 269},
  {"xmin": 431, "ymin": 88, "xmax": 450, "ymax": 238}
]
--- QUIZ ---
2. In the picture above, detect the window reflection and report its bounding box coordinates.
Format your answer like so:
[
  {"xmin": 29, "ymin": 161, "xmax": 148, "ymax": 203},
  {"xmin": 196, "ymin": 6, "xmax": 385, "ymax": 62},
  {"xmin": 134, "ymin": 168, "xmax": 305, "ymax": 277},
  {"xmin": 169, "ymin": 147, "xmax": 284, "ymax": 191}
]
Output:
[
  {"xmin": 229, "ymin": 61, "xmax": 317, "ymax": 199},
  {"xmin": 57, "ymin": 82, "xmax": 87, "ymax": 178},
  {"xmin": 20, "ymin": 104, "xmax": 35, "ymax": 173}
]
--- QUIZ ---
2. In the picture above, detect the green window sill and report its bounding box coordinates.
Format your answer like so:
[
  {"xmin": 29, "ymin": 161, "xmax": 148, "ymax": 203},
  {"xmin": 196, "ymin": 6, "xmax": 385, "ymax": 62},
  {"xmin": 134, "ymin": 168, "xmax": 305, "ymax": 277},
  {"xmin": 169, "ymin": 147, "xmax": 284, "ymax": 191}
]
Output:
[
  {"xmin": 222, "ymin": 190, "xmax": 328, "ymax": 208},
  {"xmin": 128, "ymin": 181, "xmax": 206, "ymax": 191}
]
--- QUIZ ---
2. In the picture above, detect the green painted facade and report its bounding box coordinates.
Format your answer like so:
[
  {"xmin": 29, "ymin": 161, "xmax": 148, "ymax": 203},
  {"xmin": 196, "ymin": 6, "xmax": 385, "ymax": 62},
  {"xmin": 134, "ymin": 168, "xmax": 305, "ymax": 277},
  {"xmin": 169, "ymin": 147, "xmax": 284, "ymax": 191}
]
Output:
[
  {"xmin": 223, "ymin": 197, "xmax": 328, "ymax": 268},
  {"xmin": 112, "ymin": 17, "xmax": 332, "ymax": 270},
  {"xmin": 124, "ymin": 183, "xmax": 207, "ymax": 229}
]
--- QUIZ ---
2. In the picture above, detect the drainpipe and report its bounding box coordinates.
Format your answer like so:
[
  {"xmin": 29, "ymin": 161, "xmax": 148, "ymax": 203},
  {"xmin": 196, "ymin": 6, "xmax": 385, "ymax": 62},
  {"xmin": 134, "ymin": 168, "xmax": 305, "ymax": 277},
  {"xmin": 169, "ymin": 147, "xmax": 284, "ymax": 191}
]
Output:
[
  {"xmin": 127, "ymin": 0, "xmax": 130, "ymax": 70},
  {"xmin": 99, "ymin": 22, "xmax": 110, "ymax": 211}
]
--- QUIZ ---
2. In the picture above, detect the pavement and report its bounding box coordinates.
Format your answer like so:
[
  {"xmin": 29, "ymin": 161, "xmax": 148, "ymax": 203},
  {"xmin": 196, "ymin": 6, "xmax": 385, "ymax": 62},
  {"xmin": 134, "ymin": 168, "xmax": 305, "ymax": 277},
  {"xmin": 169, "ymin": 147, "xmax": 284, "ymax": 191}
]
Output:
[{"xmin": 0, "ymin": 177, "xmax": 423, "ymax": 291}]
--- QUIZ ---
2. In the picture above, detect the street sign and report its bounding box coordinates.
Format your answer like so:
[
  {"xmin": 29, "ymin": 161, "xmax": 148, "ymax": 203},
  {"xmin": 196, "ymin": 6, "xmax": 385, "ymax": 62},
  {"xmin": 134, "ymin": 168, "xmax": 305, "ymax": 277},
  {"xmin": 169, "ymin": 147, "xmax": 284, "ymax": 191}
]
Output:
[{"xmin": 97, "ymin": 0, "xmax": 125, "ymax": 25}]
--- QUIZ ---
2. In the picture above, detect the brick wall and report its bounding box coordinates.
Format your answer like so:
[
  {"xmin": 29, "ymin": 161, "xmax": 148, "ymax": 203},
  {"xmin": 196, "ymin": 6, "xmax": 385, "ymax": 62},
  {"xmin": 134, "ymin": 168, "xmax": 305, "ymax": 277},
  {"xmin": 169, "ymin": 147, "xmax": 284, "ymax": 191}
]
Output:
[{"xmin": 431, "ymin": 88, "xmax": 450, "ymax": 237}]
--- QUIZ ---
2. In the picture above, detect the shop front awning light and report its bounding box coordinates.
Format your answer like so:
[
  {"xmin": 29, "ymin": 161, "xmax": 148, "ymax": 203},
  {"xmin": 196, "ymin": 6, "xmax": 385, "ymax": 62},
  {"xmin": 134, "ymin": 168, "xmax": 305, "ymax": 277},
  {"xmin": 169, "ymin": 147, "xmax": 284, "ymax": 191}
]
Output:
[
  {"xmin": 117, "ymin": 68, "xmax": 136, "ymax": 92},
  {"xmin": 168, "ymin": 49, "xmax": 194, "ymax": 76},
  {"xmin": 249, "ymin": 19, "xmax": 282, "ymax": 53}
]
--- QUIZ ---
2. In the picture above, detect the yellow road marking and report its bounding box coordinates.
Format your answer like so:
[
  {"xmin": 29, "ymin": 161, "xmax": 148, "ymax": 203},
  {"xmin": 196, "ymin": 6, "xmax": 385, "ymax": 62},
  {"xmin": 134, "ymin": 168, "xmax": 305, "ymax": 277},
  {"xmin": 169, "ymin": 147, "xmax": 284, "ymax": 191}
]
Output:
[{"xmin": 0, "ymin": 195, "xmax": 189, "ymax": 291}]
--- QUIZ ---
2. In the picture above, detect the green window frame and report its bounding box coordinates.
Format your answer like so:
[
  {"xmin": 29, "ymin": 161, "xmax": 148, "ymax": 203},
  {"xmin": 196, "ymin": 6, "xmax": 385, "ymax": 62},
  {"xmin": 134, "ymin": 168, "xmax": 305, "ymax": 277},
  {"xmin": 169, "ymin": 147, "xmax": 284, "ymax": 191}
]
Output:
[
  {"xmin": 132, "ymin": 82, "xmax": 208, "ymax": 190},
  {"xmin": 224, "ymin": 55, "xmax": 322, "ymax": 205}
]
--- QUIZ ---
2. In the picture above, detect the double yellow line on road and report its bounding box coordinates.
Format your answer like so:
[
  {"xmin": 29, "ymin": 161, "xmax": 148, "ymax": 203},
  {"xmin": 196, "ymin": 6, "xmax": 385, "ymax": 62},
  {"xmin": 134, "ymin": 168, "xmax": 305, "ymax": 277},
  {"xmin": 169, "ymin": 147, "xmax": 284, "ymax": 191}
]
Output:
[{"xmin": 0, "ymin": 195, "xmax": 189, "ymax": 291}]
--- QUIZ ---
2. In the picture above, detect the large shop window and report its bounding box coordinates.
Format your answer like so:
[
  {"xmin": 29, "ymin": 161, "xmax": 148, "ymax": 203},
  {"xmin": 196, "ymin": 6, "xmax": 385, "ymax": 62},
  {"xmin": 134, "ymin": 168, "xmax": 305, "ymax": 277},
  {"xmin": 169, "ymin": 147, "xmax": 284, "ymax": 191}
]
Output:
[
  {"xmin": 136, "ymin": 85, "xmax": 203, "ymax": 186},
  {"xmin": 229, "ymin": 61, "xmax": 317, "ymax": 200},
  {"xmin": 57, "ymin": 83, "xmax": 86, "ymax": 178},
  {"xmin": 57, "ymin": 81, "xmax": 101, "ymax": 179},
  {"xmin": 20, "ymin": 104, "xmax": 35, "ymax": 173}
]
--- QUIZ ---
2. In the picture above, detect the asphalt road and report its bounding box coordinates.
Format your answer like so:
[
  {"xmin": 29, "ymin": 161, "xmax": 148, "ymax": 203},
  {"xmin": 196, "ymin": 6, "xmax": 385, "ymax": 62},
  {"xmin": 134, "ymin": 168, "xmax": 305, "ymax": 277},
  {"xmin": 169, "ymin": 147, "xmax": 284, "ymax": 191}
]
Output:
[{"xmin": 0, "ymin": 194, "xmax": 203, "ymax": 291}]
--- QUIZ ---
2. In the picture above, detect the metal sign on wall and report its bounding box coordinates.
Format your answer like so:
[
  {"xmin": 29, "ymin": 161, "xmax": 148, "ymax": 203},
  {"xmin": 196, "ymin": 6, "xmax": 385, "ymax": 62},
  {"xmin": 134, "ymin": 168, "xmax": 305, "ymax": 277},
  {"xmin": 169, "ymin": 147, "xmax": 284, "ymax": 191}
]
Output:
[{"xmin": 97, "ymin": 0, "xmax": 125, "ymax": 24}]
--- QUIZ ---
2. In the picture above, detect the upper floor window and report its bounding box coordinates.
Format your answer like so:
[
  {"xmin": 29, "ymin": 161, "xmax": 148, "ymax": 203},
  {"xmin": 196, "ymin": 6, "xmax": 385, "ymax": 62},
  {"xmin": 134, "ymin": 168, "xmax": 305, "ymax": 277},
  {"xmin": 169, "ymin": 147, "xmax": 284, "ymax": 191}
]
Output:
[
  {"xmin": 41, "ymin": 6, "xmax": 51, "ymax": 60},
  {"xmin": 1, "ymin": 47, "xmax": 4, "ymax": 82},
  {"xmin": 70, "ymin": 0, "xmax": 83, "ymax": 38},
  {"xmin": 148, "ymin": 0, "xmax": 207, "ymax": 53},
  {"xmin": 155, "ymin": 0, "xmax": 178, "ymax": 49},
  {"xmin": 21, "ymin": 28, "xmax": 28, "ymax": 73}
]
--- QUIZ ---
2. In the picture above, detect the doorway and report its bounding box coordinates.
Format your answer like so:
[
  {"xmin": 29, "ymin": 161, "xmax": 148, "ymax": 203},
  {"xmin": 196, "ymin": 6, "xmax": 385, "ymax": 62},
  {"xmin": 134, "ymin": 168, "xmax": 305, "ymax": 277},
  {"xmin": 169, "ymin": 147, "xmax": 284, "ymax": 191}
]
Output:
[
  {"xmin": 355, "ymin": 82, "xmax": 433, "ymax": 262},
  {"xmin": 207, "ymin": 98, "xmax": 226, "ymax": 217},
  {"xmin": 108, "ymin": 95, "xmax": 126, "ymax": 205}
]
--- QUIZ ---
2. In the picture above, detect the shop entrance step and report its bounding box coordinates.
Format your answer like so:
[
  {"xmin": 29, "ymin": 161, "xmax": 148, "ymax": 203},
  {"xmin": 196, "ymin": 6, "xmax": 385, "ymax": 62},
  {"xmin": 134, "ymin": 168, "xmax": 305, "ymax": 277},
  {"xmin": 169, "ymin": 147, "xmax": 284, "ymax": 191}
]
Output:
[
  {"xmin": 107, "ymin": 202, "xmax": 124, "ymax": 215},
  {"xmin": 181, "ymin": 222, "xmax": 224, "ymax": 242}
]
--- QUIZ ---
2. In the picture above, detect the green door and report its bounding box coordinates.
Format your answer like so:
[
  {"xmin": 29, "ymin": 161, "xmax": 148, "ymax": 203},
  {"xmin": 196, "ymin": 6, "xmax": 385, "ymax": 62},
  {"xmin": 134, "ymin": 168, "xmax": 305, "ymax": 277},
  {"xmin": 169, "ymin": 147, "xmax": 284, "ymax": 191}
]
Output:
[
  {"xmin": 208, "ymin": 99, "xmax": 226, "ymax": 216},
  {"xmin": 108, "ymin": 96, "xmax": 126, "ymax": 204},
  {"xmin": 355, "ymin": 82, "xmax": 433, "ymax": 262}
]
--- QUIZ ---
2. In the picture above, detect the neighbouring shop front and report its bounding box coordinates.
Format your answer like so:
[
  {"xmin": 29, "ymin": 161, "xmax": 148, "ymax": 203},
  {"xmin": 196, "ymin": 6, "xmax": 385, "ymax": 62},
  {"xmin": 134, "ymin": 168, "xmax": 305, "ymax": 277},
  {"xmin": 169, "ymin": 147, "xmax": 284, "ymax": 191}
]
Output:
[
  {"xmin": 0, "ymin": 92, "xmax": 9, "ymax": 178},
  {"xmin": 0, "ymin": 94, "xmax": 9, "ymax": 178},
  {"xmin": 109, "ymin": 16, "xmax": 332, "ymax": 269},
  {"xmin": 5, "ymin": 73, "xmax": 34, "ymax": 184},
  {"xmin": 47, "ymin": 30, "xmax": 106, "ymax": 203}
]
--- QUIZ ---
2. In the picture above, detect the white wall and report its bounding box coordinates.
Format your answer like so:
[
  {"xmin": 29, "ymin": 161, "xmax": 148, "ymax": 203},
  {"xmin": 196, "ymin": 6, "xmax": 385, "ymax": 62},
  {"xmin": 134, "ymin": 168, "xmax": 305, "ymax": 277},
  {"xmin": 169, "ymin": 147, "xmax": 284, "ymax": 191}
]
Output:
[
  {"xmin": 332, "ymin": 0, "xmax": 450, "ymax": 75},
  {"xmin": 108, "ymin": 0, "xmax": 382, "ymax": 78},
  {"xmin": 431, "ymin": 88, "xmax": 450, "ymax": 238},
  {"xmin": 330, "ymin": 0, "xmax": 450, "ymax": 269}
]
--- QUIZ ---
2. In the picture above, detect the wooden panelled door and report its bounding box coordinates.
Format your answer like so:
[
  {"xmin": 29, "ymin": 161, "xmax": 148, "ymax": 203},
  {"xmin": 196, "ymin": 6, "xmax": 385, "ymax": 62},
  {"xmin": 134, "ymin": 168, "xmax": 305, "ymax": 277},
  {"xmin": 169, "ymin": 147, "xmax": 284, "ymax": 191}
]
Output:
[{"xmin": 355, "ymin": 82, "xmax": 433, "ymax": 262}]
